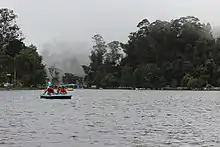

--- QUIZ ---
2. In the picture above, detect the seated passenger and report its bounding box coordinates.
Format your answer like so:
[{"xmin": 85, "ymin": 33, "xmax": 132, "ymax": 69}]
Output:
[
  {"xmin": 57, "ymin": 86, "xmax": 61, "ymax": 94},
  {"xmin": 59, "ymin": 86, "xmax": 67, "ymax": 94},
  {"xmin": 43, "ymin": 85, "xmax": 55, "ymax": 95}
]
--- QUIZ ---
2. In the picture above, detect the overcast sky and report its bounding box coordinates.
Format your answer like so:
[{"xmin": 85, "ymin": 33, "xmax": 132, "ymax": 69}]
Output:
[{"xmin": 1, "ymin": 0, "xmax": 220, "ymax": 51}]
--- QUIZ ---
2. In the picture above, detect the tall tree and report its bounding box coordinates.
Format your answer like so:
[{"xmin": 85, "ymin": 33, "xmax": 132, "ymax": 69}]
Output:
[
  {"xmin": 105, "ymin": 41, "xmax": 123, "ymax": 65},
  {"xmin": 0, "ymin": 8, "xmax": 23, "ymax": 85},
  {"xmin": 15, "ymin": 45, "xmax": 47, "ymax": 86},
  {"xmin": 0, "ymin": 8, "xmax": 22, "ymax": 44},
  {"xmin": 87, "ymin": 34, "xmax": 107, "ymax": 87}
]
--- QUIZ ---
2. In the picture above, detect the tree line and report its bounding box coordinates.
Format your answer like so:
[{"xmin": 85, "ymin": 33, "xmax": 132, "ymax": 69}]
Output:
[
  {"xmin": 2, "ymin": 8, "xmax": 220, "ymax": 89},
  {"xmin": 0, "ymin": 8, "xmax": 47, "ymax": 87},
  {"xmin": 84, "ymin": 16, "xmax": 220, "ymax": 89}
]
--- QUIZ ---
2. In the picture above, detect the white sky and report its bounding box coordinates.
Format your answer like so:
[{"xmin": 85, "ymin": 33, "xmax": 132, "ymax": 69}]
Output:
[{"xmin": 1, "ymin": 0, "xmax": 220, "ymax": 51}]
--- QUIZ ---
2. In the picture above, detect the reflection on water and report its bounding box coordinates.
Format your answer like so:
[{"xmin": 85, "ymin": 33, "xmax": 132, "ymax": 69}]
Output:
[{"xmin": 0, "ymin": 90, "xmax": 220, "ymax": 146}]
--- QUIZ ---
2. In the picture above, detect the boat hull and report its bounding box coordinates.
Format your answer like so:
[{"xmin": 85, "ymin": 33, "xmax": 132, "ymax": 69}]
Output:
[{"xmin": 40, "ymin": 94, "xmax": 72, "ymax": 99}]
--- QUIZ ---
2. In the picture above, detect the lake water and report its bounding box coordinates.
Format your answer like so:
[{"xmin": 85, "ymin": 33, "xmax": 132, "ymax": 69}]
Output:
[{"xmin": 0, "ymin": 90, "xmax": 220, "ymax": 147}]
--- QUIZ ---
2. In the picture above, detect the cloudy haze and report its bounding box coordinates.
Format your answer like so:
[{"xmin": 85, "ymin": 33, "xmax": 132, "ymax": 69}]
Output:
[{"xmin": 1, "ymin": 0, "xmax": 220, "ymax": 75}]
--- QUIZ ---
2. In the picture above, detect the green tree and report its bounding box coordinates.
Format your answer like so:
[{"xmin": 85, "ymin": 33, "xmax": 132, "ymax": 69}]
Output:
[
  {"xmin": 101, "ymin": 73, "xmax": 118, "ymax": 88},
  {"xmin": 90, "ymin": 34, "xmax": 107, "ymax": 70},
  {"xmin": 87, "ymin": 34, "xmax": 107, "ymax": 87},
  {"xmin": 187, "ymin": 77, "xmax": 205, "ymax": 88},
  {"xmin": 120, "ymin": 66, "xmax": 133, "ymax": 87},
  {"xmin": 0, "ymin": 8, "xmax": 47, "ymax": 88},
  {"xmin": 105, "ymin": 41, "xmax": 123, "ymax": 65},
  {"xmin": 181, "ymin": 73, "xmax": 193, "ymax": 87},
  {"xmin": 0, "ymin": 8, "xmax": 22, "ymax": 44},
  {"xmin": 84, "ymin": 16, "xmax": 220, "ymax": 89},
  {"xmin": 0, "ymin": 8, "xmax": 24, "ymax": 85},
  {"xmin": 120, "ymin": 16, "xmax": 215, "ymax": 88},
  {"xmin": 15, "ymin": 45, "xmax": 47, "ymax": 86}
]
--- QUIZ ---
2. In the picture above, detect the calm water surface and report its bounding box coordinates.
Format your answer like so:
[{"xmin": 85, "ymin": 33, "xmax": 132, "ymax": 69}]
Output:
[{"xmin": 0, "ymin": 90, "xmax": 220, "ymax": 147}]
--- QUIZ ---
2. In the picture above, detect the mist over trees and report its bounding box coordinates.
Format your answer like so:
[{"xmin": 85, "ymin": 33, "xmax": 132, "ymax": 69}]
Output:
[
  {"xmin": 84, "ymin": 16, "xmax": 220, "ymax": 89},
  {"xmin": 0, "ymin": 8, "xmax": 87, "ymax": 87},
  {"xmin": 2, "ymin": 7, "xmax": 220, "ymax": 89},
  {"xmin": 40, "ymin": 41, "xmax": 89, "ymax": 77}
]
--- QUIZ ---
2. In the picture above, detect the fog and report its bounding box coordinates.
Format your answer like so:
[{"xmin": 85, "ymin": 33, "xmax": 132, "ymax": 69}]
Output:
[
  {"xmin": 2, "ymin": 0, "xmax": 220, "ymax": 77},
  {"xmin": 40, "ymin": 40, "xmax": 90, "ymax": 77}
]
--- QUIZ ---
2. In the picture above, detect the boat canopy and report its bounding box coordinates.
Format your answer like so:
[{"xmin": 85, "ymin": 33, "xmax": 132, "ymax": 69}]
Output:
[
  {"xmin": 62, "ymin": 84, "xmax": 79, "ymax": 87},
  {"xmin": 64, "ymin": 84, "xmax": 77, "ymax": 86}
]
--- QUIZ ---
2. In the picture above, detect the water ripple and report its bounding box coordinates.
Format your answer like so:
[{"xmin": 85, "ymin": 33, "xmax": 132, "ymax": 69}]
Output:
[{"xmin": 0, "ymin": 90, "xmax": 220, "ymax": 146}]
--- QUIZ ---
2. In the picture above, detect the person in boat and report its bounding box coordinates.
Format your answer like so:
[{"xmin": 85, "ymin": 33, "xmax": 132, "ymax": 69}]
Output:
[
  {"xmin": 59, "ymin": 86, "xmax": 67, "ymax": 94},
  {"xmin": 57, "ymin": 86, "xmax": 61, "ymax": 94},
  {"xmin": 43, "ymin": 85, "xmax": 55, "ymax": 95}
]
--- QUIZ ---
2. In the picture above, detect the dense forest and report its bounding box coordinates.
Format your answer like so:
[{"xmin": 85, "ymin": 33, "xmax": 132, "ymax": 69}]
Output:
[
  {"xmin": 2, "ymin": 8, "xmax": 220, "ymax": 89},
  {"xmin": 84, "ymin": 17, "xmax": 220, "ymax": 89}
]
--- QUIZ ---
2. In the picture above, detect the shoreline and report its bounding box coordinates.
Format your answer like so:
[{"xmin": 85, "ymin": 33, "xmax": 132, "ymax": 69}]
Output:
[
  {"xmin": 1, "ymin": 87, "xmax": 220, "ymax": 91},
  {"xmin": 84, "ymin": 87, "xmax": 220, "ymax": 91},
  {"xmin": 0, "ymin": 87, "xmax": 44, "ymax": 91}
]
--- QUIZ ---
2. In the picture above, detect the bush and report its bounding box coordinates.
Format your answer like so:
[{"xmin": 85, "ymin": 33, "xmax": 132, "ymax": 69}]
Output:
[{"xmin": 187, "ymin": 77, "xmax": 205, "ymax": 88}]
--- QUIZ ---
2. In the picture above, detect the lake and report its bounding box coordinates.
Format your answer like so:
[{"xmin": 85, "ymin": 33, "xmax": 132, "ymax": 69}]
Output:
[{"xmin": 0, "ymin": 90, "xmax": 220, "ymax": 147}]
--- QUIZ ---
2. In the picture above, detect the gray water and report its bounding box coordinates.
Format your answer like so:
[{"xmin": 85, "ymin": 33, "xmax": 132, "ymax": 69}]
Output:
[{"xmin": 0, "ymin": 90, "xmax": 220, "ymax": 147}]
